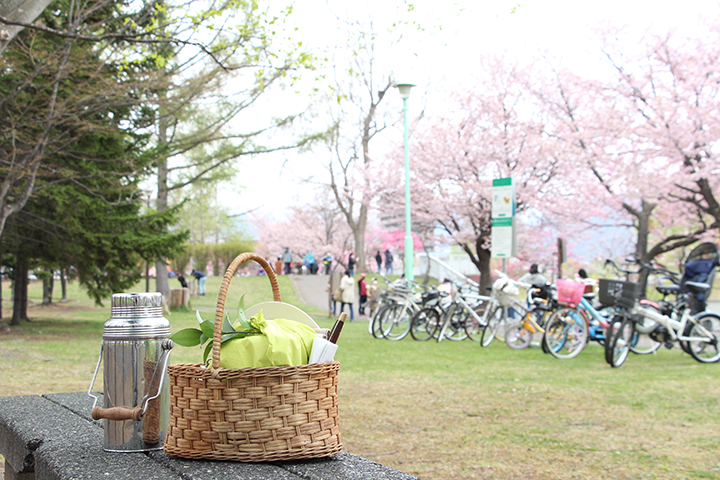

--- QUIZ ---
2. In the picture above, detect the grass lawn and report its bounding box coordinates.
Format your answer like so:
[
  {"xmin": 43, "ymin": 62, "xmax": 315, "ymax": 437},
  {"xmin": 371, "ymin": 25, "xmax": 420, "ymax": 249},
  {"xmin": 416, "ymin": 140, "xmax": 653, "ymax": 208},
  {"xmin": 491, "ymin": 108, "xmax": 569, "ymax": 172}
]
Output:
[{"xmin": 2, "ymin": 276, "xmax": 720, "ymax": 479}]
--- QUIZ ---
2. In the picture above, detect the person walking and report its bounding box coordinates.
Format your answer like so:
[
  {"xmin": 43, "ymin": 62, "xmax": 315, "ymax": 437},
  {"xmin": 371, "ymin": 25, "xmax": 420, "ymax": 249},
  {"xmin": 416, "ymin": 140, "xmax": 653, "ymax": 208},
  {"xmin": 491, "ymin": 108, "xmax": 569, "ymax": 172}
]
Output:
[
  {"xmin": 374, "ymin": 250, "xmax": 382, "ymax": 273},
  {"xmin": 328, "ymin": 271, "xmax": 342, "ymax": 316},
  {"xmin": 339, "ymin": 270, "xmax": 356, "ymax": 321},
  {"xmin": 347, "ymin": 252, "xmax": 356, "ymax": 277},
  {"xmin": 384, "ymin": 249, "xmax": 394, "ymax": 274},
  {"xmin": 281, "ymin": 248, "xmax": 293, "ymax": 275},
  {"xmin": 191, "ymin": 268, "xmax": 207, "ymax": 295},
  {"xmin": 358, "ymin": 274, "xmax": 368, "ymax": 315}
]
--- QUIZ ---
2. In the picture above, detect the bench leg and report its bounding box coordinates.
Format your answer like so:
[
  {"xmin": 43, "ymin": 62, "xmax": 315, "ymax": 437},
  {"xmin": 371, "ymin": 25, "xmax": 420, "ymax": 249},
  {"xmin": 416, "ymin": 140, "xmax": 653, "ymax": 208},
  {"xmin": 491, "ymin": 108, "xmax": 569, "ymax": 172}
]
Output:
[{"xmin": 4, "ymin": 461, "xmax": 35, "ymax": 480}]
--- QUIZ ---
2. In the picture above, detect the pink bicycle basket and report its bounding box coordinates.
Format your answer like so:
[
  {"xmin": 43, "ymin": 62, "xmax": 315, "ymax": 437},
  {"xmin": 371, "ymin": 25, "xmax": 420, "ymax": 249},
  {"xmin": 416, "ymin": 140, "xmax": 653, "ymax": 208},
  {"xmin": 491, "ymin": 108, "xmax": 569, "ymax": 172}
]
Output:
[{"xmin": 556, "ymin": 279, "xmax": 585, "ymax": 305}]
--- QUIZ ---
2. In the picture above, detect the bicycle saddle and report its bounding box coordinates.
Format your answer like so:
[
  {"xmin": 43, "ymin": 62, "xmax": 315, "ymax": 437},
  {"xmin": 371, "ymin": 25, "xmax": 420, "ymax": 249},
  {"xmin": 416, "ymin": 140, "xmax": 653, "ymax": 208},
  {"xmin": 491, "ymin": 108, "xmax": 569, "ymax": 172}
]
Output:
[
  {"xmin": 657, "ymin": 284, "xmax": 680, "ymax": 296},
  {"xmin": 685, "ymin": 280, "xmax": 711, "ymax": 294}
]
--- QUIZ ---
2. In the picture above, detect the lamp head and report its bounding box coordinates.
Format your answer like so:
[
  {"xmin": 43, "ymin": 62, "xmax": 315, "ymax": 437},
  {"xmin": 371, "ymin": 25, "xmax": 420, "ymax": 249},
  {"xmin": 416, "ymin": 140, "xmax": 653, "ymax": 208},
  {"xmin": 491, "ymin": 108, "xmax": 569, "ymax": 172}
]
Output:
[{"xmin": 394, "ymin": 82, "xmax": 415, "ymax": 99}]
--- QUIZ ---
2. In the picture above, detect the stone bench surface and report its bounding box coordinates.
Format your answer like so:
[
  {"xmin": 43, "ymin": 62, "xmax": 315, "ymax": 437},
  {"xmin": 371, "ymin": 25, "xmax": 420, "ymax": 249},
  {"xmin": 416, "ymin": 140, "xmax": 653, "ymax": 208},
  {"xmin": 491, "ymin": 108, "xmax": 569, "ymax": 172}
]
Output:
[{"xmin": 0, "ymin": 393, "xmax": 418, "ymax": 480}]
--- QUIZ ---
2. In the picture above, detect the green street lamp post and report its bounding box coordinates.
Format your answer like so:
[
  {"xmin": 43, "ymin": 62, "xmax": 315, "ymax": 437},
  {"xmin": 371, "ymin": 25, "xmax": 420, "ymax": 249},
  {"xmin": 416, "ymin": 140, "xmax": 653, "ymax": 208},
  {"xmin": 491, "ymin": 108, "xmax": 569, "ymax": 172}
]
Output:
[{"xmin": 395, "ymin": 82, "xmax": 415, "ymax": 282}]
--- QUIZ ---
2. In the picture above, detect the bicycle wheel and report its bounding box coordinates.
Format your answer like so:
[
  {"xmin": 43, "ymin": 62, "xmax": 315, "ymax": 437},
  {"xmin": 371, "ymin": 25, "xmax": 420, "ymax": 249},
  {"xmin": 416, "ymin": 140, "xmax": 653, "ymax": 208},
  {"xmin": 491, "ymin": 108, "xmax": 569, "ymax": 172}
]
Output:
[
  {"xmin": 480, "ymin": 305, "xmax": 504, "ymax": 347},
  {"xmin": 686, "ymin": 312, "xmax": 720, "ymax": 363},
  {"xmin": 368, "ymin": 298, "xmax": 385, "ymax": 335},
  {"xmin": 629, "ymin": 303, "xmax": 662, "ymax": 355},
  {"xmin": 410, "ymin": 307, "xmax": 441, "ymax": 341},
  {"xmin": 372, "ymin": 303, "xmax": 395, "ymax": 338},
  {"xmin": 543, "ymin": 307, "xmax": 588, "ymax": 359},
  {"xmin": 440, "ymin": 303, "xmax": 469, "ymax": 341},
  {"xmin": 381, "ymin": 304, "xmax": 413, "ymax": 341},
  {"xmin": 505, "ymin": 322, "xmax": 531, "ymax": 349},
  {"xmin": 463, "ymin": 303, "xmax": 488, "ymax": 342},
  {"xmin": 608, "ymin": 317, "xmax": 634, "ymax": 368}
]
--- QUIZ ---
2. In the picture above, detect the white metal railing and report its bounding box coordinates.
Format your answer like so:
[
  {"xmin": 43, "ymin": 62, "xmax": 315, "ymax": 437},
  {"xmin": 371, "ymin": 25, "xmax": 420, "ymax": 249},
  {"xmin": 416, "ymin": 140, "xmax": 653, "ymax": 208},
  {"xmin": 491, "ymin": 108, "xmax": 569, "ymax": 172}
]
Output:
[{"xmin": 415, "ymin": 253, "xmax": 478, "ymax": 288}]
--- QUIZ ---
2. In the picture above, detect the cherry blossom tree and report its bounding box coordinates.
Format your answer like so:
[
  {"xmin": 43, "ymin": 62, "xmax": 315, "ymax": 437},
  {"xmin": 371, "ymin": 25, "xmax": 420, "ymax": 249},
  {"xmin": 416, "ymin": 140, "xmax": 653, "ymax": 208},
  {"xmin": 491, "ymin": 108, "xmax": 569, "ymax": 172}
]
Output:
[
  {"xmin": 602, "ymin": 28, "xmax": 720, "ymax": 237},
  {"xmin": 252, "ymin": 190, "xmax": 353, "ymax": 273},
  {"xmin": 525, "ymin": 27, "xmax": 718, "ymax": 282},
  {"xmin": 380, "ymin": 57, "xmax": 564, "ymax": 290}
]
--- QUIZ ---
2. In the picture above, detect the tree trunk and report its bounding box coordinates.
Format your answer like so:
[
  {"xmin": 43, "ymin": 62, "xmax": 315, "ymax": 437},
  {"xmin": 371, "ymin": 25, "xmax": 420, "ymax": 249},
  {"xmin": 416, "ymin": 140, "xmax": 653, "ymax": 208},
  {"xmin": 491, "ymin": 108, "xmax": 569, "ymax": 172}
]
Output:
[
  {"xmin": 11, "ymin": 256, "xmax": 28, "ymax": 325},
  {"xmin": 352, "ymin": 210, "xmax": 368, "ymax": 274},
  {"xmin": 625, "ymin": 199, "xmax": 656, "ymax": 297},
  {"xmin": 60, "ymin": 268, "xmax": 67, "ymax": 302},
  {"xmin": 42, "ymin": 266, "xmax": 53, "ymax": 305},
  {"xmin": 476, "ymin": 246, "xmax": 493, "ymax": 294},
  {"xmin": 458, "ymin": 235, "xmax": 493, "ymax": 293}
]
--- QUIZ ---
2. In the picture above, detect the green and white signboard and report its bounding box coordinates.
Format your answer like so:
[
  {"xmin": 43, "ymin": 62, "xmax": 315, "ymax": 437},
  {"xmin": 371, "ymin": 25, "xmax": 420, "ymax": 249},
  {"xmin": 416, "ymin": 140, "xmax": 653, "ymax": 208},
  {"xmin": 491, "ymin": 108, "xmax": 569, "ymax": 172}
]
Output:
[{"xmin": 491, "ymin": 177, "xmax": 517, "ymax": 258}]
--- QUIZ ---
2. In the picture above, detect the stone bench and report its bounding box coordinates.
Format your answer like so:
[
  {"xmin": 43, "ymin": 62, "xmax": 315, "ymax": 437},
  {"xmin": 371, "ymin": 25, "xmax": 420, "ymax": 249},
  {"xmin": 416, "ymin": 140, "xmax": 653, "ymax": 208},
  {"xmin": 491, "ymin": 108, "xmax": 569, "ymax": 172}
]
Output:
[{"xmin": 0, "ymin": 392, "xmax": 418, "ymax": 480}]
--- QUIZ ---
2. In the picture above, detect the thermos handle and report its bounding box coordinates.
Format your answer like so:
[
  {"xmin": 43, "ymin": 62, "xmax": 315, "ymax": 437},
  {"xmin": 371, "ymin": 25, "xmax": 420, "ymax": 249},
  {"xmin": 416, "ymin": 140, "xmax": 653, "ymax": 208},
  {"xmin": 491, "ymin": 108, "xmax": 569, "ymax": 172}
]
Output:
[
  {"xmin": 91, "ymin": 405, "xmax": 143, "ymax": 421},
  {"xmin": 87, "ymin": 339, "xmax": 174, "ymax": 421},
  {"xmin": 137, "ymin": 339, "xmax": 174, "ymax": 416},
  {"xmin": 87, "ymin": 342, "xmax": 103, "ymax": 410},
  {"xmin": 88, "ymin": 343, "xmax": 140, "ymax": 420}
]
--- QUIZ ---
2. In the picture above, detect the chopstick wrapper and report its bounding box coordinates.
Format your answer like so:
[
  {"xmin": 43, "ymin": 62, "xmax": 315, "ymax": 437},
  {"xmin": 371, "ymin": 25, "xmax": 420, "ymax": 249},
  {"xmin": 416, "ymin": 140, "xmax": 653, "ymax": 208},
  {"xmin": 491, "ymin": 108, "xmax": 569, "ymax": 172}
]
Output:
[{"xmin": 309, "ymin": 337, "xmax": 338, "ymax": 364}]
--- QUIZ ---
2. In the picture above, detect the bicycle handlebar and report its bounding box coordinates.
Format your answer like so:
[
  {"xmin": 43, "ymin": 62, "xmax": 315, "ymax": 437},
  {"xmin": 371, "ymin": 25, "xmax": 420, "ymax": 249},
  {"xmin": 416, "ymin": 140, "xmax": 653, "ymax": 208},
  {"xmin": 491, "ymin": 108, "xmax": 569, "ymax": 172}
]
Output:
[
  {"xmin": 604, "ymin": 256, "xmax": 680, "ymax": 283},
  {"xmin": 493, "ymin": 269, "xmax": 532, "ymax": 290}
]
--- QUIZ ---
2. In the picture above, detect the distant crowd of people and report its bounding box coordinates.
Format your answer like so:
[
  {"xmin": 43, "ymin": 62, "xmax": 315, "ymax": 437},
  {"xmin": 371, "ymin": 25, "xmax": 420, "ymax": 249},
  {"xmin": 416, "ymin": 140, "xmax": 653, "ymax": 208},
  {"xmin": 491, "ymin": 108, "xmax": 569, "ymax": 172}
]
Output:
[
  {"xmin": 273, "ymin": 247, "xmax": 396, "ymax": 276},
  {"xmin": 327, "ymin": 270, "xmax": 380, "ymax": 321}
]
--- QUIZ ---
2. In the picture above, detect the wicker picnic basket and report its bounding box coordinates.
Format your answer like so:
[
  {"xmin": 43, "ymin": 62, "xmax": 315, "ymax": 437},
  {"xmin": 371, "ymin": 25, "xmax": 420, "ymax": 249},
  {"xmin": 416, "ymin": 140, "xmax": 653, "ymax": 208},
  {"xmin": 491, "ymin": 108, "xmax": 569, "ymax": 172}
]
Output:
[{"xmin": 163, "ymin": 252, "xmax": 343, "ymax": 462}]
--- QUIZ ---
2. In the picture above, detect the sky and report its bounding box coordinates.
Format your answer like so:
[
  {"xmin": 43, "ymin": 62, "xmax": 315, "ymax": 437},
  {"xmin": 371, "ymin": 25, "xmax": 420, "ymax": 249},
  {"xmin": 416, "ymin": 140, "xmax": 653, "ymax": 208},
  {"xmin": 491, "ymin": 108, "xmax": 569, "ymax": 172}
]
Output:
[{"xmin": 224, "ymin": 0, "xmax": 719, "ymax": 222}]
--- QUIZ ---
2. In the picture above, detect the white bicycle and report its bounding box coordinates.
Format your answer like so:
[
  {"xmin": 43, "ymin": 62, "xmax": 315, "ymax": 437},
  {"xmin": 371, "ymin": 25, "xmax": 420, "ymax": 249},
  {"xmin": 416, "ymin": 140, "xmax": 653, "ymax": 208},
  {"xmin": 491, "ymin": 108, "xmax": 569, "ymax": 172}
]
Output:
[
  {"xmin": 479, "ymin": 272, "xmax": 533, "ymax": 347},
  {"xmin": 604, "ymin": 279, "xmax": 720, "ymax": 367}
]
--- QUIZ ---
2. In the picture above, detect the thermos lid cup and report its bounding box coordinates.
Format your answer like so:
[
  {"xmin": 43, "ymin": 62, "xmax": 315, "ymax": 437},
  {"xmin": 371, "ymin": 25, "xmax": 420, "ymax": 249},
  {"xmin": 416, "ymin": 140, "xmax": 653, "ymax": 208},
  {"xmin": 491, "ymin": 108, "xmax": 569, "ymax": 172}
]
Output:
[{"xmin": 103, "ymin": 293, "xmax": 171, "ymax": 340}]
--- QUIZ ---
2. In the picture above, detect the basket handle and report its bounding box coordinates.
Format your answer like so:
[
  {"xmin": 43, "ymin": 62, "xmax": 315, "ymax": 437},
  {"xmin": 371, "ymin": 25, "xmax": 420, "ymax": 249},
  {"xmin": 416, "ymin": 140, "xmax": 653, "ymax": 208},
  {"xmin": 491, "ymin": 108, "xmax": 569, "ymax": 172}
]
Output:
[{"xmin": 211, "ymin": 253, "xmax": 281, "ymax": 372}]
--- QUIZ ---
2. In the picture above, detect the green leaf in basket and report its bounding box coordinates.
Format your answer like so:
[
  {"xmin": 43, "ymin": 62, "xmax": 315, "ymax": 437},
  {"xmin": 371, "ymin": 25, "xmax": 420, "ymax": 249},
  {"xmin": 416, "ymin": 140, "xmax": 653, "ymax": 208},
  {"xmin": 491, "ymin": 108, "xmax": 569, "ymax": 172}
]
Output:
[
  {"xmin": 237, "ymin": 294, "xmax": 247, "ymax": 322},
  {"xmin": 199, "ymin": 333, "xmax": 207, "ymax": 345},
  {"xmin": 199, "ymin": 319, "xmax": 214, "ymax": 339},
  {"xmin": 202, "ymin": 342, "xmax": 213, "ymax": 365},
  {"xmin": 222, "ymin": 312, "xmax": 235, "ymax": 335},
  {"xmin": 196, "ymin": 309, "xmax": 204, "ymax": 325},
  {"xmin": 170, "ymin": 328, "xmax": 203, "ymax": 347},
  {"xmin": 221, "ymin": 332, "xmax": 242, "ymax": 343}
]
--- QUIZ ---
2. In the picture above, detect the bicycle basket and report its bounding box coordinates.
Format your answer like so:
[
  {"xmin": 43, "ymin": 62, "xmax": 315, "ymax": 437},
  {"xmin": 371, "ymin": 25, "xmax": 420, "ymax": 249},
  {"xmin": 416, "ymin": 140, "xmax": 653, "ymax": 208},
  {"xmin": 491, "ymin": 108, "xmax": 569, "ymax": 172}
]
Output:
[
  {"xmin": 598, "ymin": 279, "xmax": 641, "ymax": 309},
  {"xmin": 421, "ymin": 291, "xmax": 440, "ymax": 307},
  {"xmin": 556, "ymin": 279, "xmax": 585, "ymax": 305},
  {"xmin": 492, "ymin": 277, "xmax": 519, "ymax": 308}
]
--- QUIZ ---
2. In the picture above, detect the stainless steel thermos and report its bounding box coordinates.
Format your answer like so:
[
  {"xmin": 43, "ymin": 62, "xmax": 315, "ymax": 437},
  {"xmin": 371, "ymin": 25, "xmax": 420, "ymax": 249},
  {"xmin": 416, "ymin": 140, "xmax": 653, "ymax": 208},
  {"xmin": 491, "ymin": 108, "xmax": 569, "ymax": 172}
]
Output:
[{"xmin": 88, "ymin": 293, "xmax": 173, "ymax": 452}]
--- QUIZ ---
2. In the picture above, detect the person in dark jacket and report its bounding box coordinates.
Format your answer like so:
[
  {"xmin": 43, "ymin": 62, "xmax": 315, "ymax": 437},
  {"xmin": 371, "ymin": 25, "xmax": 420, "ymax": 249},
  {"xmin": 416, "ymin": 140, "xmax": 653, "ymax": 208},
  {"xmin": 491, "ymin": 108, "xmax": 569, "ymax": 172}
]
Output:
[
  {"xmin": 347, "ymin": 252, "xmax": 356, "ymax": 276},
  {"xmin": 191, "ymin": 269, "xmax": 206, "ymax": 295},
  {"xmin": 384, "ymin": 249, "xmax": 394, "ymax": 274}
]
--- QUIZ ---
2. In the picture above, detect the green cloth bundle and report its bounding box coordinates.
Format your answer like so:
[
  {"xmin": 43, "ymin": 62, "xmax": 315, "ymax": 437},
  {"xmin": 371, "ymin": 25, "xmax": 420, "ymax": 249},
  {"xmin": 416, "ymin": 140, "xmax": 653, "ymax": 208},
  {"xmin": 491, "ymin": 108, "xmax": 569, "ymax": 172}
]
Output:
[{"xmin": 219, "ymin": 311, "xmax": 317, "ymax": 369}]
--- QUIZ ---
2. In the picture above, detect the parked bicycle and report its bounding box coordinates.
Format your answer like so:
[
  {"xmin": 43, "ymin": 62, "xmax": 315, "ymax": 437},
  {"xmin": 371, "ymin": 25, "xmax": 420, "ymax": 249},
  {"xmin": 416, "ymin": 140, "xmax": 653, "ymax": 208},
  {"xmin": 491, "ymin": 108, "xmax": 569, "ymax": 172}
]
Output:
[
  {"xmin": 409, "ymin": 281, "xmax": 451, "ymax": 341},
  {"xmin": 541, "ymin": 279, "xmax": 592, "ymax": 359},
  {"xmin": 370, "ymin": 277, "xmax": 424, "ymax": 341},
  {"xmin": 480, "ymin": 272, "xmax": 535, "ymax": 347},
  {"xmin": 505, "ymin": 283, "xmax": 557, "ymax": 350},
  {"xmin": 604, "ymin": 243, "xmax": 720, "ymax": 367},
  {"xmin": 435, "ymin": 283, "xmax": 490, "ymax": 342}
]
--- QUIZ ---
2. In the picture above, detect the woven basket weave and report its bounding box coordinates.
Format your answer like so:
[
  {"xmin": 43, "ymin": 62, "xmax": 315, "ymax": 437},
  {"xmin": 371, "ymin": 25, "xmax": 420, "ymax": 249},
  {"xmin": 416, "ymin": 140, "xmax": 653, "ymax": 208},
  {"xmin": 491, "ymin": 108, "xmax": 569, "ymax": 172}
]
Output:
[{"xmin": 163, "ymin": 252, "xmax": 342, "ymax": 462}]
